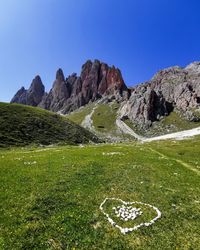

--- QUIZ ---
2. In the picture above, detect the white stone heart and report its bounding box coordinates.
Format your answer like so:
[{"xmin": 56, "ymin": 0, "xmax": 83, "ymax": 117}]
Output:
[
  {"xmin": 113, "ymin": 205, "xmax": 143, "ymax": 221},
  {"xmin": 100, "ymin": 198, "xmax": 161, "ymax": 234}
]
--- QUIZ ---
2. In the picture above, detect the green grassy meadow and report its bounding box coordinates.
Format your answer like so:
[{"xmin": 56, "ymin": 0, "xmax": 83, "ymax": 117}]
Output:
[
  {"xmin": 67, "ymin": 102, "xmax": 121, "ymax": 135},
  {"xmin": 0, "ymin": 138, "xmax": 200, "ymax": 249},
  {"xmin": 67, "ymin": 102, "xmax": 132, "ymax": 142},
  {"xmin": 66, "ymin": 104, "xmax": 96, "ymax": 125},
  {"xmin": 92, "ymin": 102, "xmax": 119, "ymax": 133}
]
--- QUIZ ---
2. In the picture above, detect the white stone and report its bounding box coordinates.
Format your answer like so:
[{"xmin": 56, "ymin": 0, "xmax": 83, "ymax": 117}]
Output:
[{"xmin": 100, "ymin": 198, "xmax": 162, "ymax": 235}]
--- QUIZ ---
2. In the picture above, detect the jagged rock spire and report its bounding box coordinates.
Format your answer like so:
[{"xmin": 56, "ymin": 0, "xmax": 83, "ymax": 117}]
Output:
[
  {"xmin": 56, "ymin": 68, "xmax": 65, "ymax": 81},
  {"xmin": 11, "ymin": 75, "xmax": 45, "ymax": 106}
]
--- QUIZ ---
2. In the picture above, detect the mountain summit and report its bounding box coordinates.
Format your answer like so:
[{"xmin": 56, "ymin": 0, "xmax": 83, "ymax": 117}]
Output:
[
  {"xmin": 11, "ymin": 75, "xmax": 45, "ymax": 107},
  {"xmin": 11, "ymin": 60, "xmax": 200, "ymax": 130},
  {"xmin": 11, "ymin": 59, "xmax": 128, "ymax": 113}
]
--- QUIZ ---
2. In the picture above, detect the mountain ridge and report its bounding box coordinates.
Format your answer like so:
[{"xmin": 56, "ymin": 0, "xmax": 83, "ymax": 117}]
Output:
[
  {"xmin": 11, "ymin": 59, "xmax": 129, "ymax": 113},
  {"xmin": 11, "ymin": 60, "xmax": 200, "ymax": 130}
]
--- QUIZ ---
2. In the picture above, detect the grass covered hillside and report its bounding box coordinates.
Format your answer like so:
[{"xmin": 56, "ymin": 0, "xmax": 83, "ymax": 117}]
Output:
[
  {"xmin": 0, "ymin": 103, "xmax": 99, "ymax": 147},
  {"xmin": 67, "ymin": 102, "xmax": 120, "ymax": 135},
  {"xmin": 67, "ymin": 102, "xmax": 133, "ymax": 142},
  {"xmin": 67, "ymin": 101, "xmax": 200, "ymax": 142},
  {"xmin": 0, "ymin": 137, "xmax": 200, "ymax": 249}
]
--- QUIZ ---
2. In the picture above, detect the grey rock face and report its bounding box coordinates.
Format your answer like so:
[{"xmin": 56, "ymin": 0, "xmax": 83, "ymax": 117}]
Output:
[
  {"xmin": 38, "ymin": 60, "xmax": 128, "ymax": 113},
  {"xmin": 26, "ymin": 75, "xmax": 45, "ymax": 106},
  {"xmin": 39, "ymin": 69, "xmax": 71, "ymax": 112},
  {"xmin": 12, "ymin": 60, "xmax": 128, "ymax": 113},
  {"xmin": 11, "ymin": 60, "xmax": 200, "ymax": 129},
  {"xmin": 120, "ymin": 86, "xmax": 168, "ymax": 127},
  {"xmin": 11, "ymin": 87, "xmax": 27, "ymax": 105},
  {"xmin": 151, "ymin": 63, "xmax": 200, "ymax": 112},
  {"xmin": 11, "ymin": 75, "xmax": 45, "ymax": 106},
  {"xmin": 120, "ymin": 62, "xmax": 200, "ymax": 127}
]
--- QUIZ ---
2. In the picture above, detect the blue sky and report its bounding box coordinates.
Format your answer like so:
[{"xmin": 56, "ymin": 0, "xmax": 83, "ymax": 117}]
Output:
[{"xmin": 0, "ymin": 0, "xmax": 200, "ymax": 102}]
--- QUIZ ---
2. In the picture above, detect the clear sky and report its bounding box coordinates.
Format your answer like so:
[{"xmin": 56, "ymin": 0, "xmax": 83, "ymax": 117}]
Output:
[{"xmin": 0, "ymin": 0, "xmax": 200, "ymax": 102}]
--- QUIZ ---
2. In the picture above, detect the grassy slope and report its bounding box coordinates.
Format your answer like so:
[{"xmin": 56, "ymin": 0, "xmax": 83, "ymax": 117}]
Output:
[
  {"xmin": 66, "ymin": 103, "xmax": 96, "ymax": 125},
  {"xmin": 67, "ymin": 102, "xmax": 133, "ymax": 141},
  {"xmin": 0, "ymin": 137, "xmax": 200, "ymax": 249},
  {"xmin": 92, "ymin": 102, "xmax": 119, "ymax": 133},
  {"xmin": 67, "ymin": 102, "xmax": 120, "ymax": 133},
  {"xmin": 0, "ymin": 102, "xmax": 99, "ymax": 147},
  {"xmin": 68, "ymin": 103, "xmax": 200, "ymax": 140}
]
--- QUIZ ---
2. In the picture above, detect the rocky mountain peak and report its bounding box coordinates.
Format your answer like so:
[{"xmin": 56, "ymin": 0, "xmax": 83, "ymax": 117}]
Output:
[
  {"xmin": 11, "ymin": 87, "xmax": 27, "ymax": 105},
  {"xmin": 34, "ymin": 75, "xmax": 42, "ymax": 82},
  {"xmin": 152, "ymin": 66, "xmax": 183, "ymax": 81},
  {"xmin": 185, "ymin": 61, "xmax": 200, "ymax": 74},
  {"xmin": 106, "ymin": 66, "xmax": 125, "ymax": 90},
  {"xmin": 56, "ymin": 68, "xmax": 65, "ymax": 81},
  {"xmin": 19, "ymin": 86, "xmax": 26, "ymax": 92},
  {"xmin": 16, "ymin": 59, "xmax": 128, "ymax": 113},
  {"xmin": 11, "ymin": 60, "xmax": 200, "ymax": 128},
  {"xmin": 11, "ymin": 75, "xmax": 45, "ymax": 107},
  {"xmin": 29, "ymin": 75, "xmax": 44, "ymax": 92},
  {"xmin": 80, "ymin": 60, "xmax": 93, "ymax": 82},
  {"xmin": 27, "ymin": 75, "xmax": 45, "ymax": 106}
]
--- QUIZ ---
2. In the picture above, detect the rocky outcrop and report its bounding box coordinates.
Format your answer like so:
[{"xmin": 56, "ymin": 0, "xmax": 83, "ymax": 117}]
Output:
[
  {"xmin": 11, "ymin": 75, "xmax": 45, "ymax": 107},
  {"xmin": 11, "ymin": 87, "xmax": 28, "ymax": 105},
  {"xmin": 120, "ymin": 62, "xmax": 200, "ymax": 127},
  {"xmin": 120, "ymin": 86, "xmax": 168, "ymax": 128},
  {"xmin": 13, "ymin": 59, "xmax": 128, "ymax": 113},
  {"xmin": 151, "ymin": 63, "xmax": 200, "ymax": 112},
  {"xmin": 39, "ymin": 69, "xmax": 71, "ymax": 112},
  {"xmin": 11, "ymin": 60, "xmax": 200, "ymax": 128}
]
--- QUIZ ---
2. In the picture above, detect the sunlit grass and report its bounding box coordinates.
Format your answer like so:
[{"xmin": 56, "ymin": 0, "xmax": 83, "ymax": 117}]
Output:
[{"xmin": 0, "ymin": 138, "xmax": 200, "ymax": 249}]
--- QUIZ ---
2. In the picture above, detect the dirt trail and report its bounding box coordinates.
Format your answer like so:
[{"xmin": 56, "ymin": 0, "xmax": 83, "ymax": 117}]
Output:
[
  {"xmin": 144, "ymin": 126, "xmax": 200, "ymax": 142},
  {"xmin": 116, "ymin": 118, "xmax": 200, "ymax": 142},
  {"xmin": 149, "ymin": 148, "xmax": 200, "ymax": 176},
  {"xmin": 116, "ymin": 118, "xmax": 144, "ymax": 140},
  {"xmin": 81, "ymin": 105, "xmax": 97, "ymax": 130}
]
